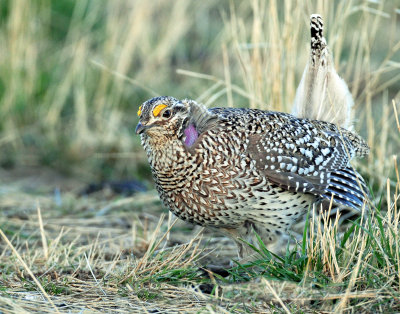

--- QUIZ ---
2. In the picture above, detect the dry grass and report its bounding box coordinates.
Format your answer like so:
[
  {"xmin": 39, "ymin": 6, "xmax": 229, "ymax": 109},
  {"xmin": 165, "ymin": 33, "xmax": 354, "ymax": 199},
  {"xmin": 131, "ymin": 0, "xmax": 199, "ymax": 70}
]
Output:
[
  {"xmin": 0, "ymin": 0, "xmax": 400, "ymax": 312},
  {"xmin": 0, "ymin": 168, "xmax": 399, "ymax": 312}
]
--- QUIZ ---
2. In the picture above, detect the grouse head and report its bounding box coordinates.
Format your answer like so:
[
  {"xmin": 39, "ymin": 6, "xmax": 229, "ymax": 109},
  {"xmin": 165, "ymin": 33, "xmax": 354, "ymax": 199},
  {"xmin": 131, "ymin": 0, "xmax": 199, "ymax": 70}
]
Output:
[{"xmin": 136, "ymin": 96, "xmax": 217, "ymax": 148}]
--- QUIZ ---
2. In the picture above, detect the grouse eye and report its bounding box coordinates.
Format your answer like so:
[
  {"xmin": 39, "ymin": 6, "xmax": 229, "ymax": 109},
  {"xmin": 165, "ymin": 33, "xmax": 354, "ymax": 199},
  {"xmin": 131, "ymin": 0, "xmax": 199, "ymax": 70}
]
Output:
[{"xmin": 162, "ymin": 109, "xmax": 172, "ymax": 118}]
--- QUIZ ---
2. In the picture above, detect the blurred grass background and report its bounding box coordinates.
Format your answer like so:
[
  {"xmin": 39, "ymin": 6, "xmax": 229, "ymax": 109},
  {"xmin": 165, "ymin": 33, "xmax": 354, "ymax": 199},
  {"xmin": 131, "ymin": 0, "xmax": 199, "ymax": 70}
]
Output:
[{"xmin": 0, "ymin": 0, "xmax": 399, "ymax": 196}]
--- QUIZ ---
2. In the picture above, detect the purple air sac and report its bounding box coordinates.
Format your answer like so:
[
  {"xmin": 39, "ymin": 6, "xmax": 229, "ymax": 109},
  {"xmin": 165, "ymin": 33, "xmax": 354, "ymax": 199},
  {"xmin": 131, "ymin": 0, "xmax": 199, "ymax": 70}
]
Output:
[{"xmin": 184, "ymin": 124, "xmax": 199, "ymax": 147}]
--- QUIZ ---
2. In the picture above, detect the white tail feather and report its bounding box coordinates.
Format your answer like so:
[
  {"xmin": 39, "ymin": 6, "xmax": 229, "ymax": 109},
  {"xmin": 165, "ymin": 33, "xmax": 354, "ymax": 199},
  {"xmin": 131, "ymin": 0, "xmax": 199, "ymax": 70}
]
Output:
[{"xmin": 292, "ymin": 14, "xmax": 354, "ymax": 130}]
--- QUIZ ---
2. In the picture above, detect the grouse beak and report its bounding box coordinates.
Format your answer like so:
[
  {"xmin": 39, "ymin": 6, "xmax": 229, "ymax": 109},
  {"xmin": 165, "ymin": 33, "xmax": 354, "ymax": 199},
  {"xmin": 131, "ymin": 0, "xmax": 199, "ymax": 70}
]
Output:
[
  {"xmin": 135, "ymin": 122, "xmax": 146, "ymax": 134},
  {"xmin": 136, "ymin": 121, "xmax": 155, "ymax": 134}
]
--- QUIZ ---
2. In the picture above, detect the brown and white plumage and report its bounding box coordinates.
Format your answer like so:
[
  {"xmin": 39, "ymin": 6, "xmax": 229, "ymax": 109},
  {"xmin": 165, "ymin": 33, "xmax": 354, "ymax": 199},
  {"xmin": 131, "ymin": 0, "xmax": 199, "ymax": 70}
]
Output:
[
  {"xmin": 136, "ymin": 96, "xmax": 369, "ymax": 257},
  {"xmin": 292, "ymin": 14, "xmax": 354, "ymax": 129}
]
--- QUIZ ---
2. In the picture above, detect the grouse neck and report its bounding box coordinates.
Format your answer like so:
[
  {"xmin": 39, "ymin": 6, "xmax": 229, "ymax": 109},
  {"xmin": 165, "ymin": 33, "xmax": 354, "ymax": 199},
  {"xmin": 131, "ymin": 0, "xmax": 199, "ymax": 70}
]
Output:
[
  {"xmin": 183, "ymin": 124, "xmax": 199, "ymax": 147},
  {"xmin": 148, "ymin": 138, "xmax": 187, "ymax": 171}
]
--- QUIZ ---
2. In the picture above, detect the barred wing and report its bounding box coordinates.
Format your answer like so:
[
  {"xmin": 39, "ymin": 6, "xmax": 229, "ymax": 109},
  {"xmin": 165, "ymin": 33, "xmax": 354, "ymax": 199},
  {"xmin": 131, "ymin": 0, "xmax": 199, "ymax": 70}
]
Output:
[{"xmin": 246, "ymin": 116, "xmax": 368, "ymax": 209}]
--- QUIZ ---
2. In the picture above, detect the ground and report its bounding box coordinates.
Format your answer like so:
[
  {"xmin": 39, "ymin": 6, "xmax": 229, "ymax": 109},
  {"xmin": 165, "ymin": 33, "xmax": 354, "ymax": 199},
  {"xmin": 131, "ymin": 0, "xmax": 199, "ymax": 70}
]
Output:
[{"xmin": 1, "ymin": 167, "xmax": 399, "ymax": 313}]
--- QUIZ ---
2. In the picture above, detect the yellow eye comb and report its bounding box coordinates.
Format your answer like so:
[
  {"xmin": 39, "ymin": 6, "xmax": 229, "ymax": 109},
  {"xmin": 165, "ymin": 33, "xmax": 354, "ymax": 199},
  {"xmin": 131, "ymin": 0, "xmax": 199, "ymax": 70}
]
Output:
[
  {"xmin": 137, "ymin": 105, "xmax": 142, "ymax": 117},
  {"xmin": 152, "ymin": 104, "xmax": 167, "ymax": 117}
]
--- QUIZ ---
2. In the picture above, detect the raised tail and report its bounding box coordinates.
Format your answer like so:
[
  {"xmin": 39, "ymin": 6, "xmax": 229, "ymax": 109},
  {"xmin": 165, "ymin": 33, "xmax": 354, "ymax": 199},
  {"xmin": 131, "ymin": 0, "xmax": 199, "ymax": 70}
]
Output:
[{"xmin": 292, "ymin": 14, "xmax": 354, "ymax": 130}]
